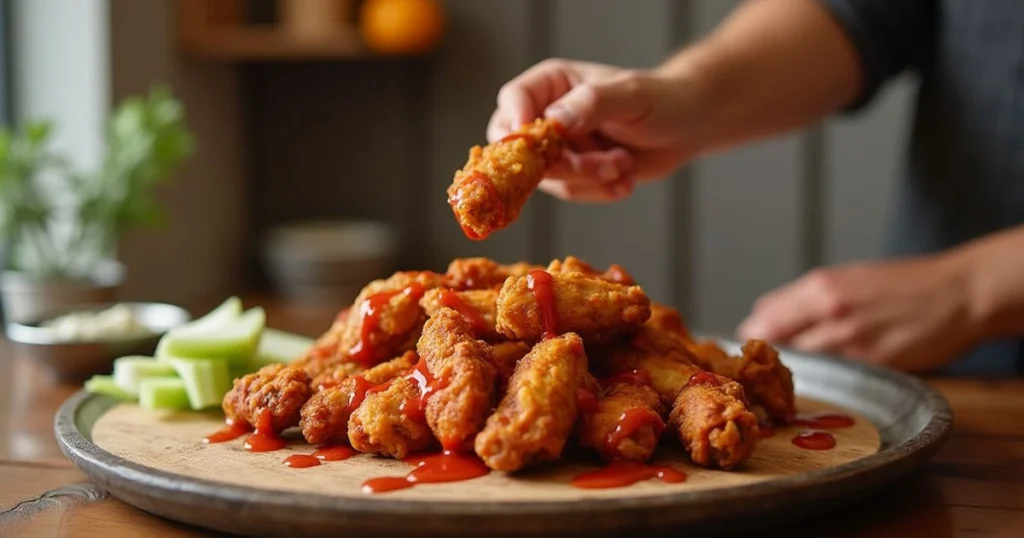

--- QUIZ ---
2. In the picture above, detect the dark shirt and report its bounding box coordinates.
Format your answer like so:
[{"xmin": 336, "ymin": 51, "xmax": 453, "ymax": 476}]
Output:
[{"xmin": 820, "ymin": 0, "xmax": 1024, "ymax": 375}]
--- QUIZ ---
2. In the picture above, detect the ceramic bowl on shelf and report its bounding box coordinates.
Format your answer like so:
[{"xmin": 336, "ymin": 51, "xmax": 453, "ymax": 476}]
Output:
[
  {"xmin": 4, "ymin": 302, "xmax": 191, "ymax": 381},
  {"xmin": 262, "ymin": 220, "xmax": 400, "ymax": 306}
]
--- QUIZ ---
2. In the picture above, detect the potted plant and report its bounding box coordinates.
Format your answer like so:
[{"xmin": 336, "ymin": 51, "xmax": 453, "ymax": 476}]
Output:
[{"xmin": 0, "ymin": 86, "xmax": 193, "ymax": 323}]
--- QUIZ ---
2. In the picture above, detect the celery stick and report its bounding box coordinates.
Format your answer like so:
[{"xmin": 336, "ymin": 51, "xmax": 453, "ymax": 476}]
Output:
[
  {"xmin": 112, "ymin": 356, "xmax": 177, "ymax": 396},
  {"xmin": 139, "ymin": 378, "xmax": 191, "ymax": 411},
  {"xmin": 155, "ymin": 296, "xmax": 243, "ymax": 361},
  {"xmin": 252, "ymin": 328, "xmax": 314, "ymax": 369},
  {"xmin": 160, "ymin": 307, "xmax": 265, "ymax": 366},
  {"xmin": 167, "ymin": 357, "xmax": 232, "ymax": 410},
  {"xmin": 84, "ymin": 375, "xmax": 136, "ymax": 401}
]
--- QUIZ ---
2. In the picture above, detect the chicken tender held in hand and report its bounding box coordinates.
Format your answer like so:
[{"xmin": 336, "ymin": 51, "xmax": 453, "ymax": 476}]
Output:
[
  {"xmin": 420, "ymin": 288, "xmax": 500, "ymax": 340},
  {"xmin": 447, "ymin": 119, "xmax": 564, "ymax": 240},
  {"xmin": 474, "ymin": 333, "xmax": 589, "ymax": 472},
  {"xmin": 416, "ymin": 308, "xmax": 497, "ymax": 451},
  {"xmin": 496, "ymin": 270, "xmax": 651, "ymax": 343},
  {"xmin": 670, "ymin": 372, "xmax": 760, "ymax": 470},
  {"xmin": 223, "ymin": 364, "xmax": 312, "ymax": 434}
]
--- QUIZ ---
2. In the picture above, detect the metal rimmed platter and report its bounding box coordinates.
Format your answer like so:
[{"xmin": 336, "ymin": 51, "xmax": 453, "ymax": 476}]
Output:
[{"xmin": 55, "ymin": 340, "xmax": 952, "ymax": 537}]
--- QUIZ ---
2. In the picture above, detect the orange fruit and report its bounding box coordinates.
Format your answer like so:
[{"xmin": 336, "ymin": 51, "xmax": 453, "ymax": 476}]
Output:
[{"xmin": 360, "ymin": 0, "xmax": 444, "ymax": 54}]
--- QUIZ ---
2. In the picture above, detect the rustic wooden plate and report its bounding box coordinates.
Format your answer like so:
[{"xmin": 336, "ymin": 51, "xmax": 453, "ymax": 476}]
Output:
[{"xmin": 55, "ymin": 340, "xmax": 952, "ymax": 537}]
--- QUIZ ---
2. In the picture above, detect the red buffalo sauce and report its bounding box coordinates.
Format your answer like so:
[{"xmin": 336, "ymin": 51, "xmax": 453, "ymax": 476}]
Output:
[
  {"xmin": 604, "ymin": 264, "xmax": 634, "ymax": 285},
  {"xmin": 404, "ymin": 357, "xmax": 450, "ymax": 427},
  {"xmin": 349, "ymin": 283, "xmax": 426, "ymax": 365},
  {"xmin": 685, "ymin": 371, "xmax": 722, "ymax": 388},
  {"xmin": 283, "ymin": 454, "xmax": 321, "ymax": 468},
  {"xmin": 576, "ymin": 388, "xmax": 599, "ymax": 414},
  {"xmin": 790, "ymin": 412, "xmax": 855, "ymax": 429},
  {"xmin": 314, "ymin": 444, "xmax": 357, "ymax": 461},
  {"xmin": 792, "ymin": 430, "xmax": 836, "ymax": 450},
  {"xmin": 203, "ymin": 419, "xmax": 251, "ymax": 444},
  {"xmin": 571, "ymin": 461, "xmax": 686, "ymax": 489},
  {"xmin": 449, "ymin": 171, "xmax": 505, "ymax": 241},
  {"xmin": 244, "ymin": 409, "xmax": 286, "ymax": 452},
  {"xmin": 526, "ymin": 270, "xmax": 558, "ymax": 340},
  {"xmin": 438, "ymin": 289, "xmax": 488, "ymax": 334},
  {"xmin": 499, "ymin": 133, "xmax": 534, "ymax": 146},
  {"xmin": 604, "ymin": 409, "xmax": 665, "ymax": 456},
  {"xmin": 346, "ymin": 376, "xmax": 374, "ymax": 412},
  {"xmin": 601, "ymin": 369, "xmax": 652, "ymax": 388},
  {"xmin": 361, "ymin": 450, "xmax": 489, "ymax": 494}
]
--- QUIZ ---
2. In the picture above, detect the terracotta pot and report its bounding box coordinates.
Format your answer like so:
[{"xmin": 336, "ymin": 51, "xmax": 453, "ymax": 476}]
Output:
[{"xmin": 0, "ymin": 261, "xmax": 124, "ymax": 324}]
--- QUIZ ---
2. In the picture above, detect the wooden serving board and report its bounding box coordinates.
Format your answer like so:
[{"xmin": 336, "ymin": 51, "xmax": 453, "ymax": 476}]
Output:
[{"xmin": 91, "ymin": 396, "xmax": 879, "ymax": 502}]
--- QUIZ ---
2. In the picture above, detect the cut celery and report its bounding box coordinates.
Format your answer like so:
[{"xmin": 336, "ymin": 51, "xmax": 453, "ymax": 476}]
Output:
[
  {"xmin": 84, "ymin": 375, "xmax": 137, "ymax": 401},
  {"xmin": 139, "ymin": 377, "xmax": 191, "ymax": 411},
  {"xmin": 159, "ymin": 307, "xmax": 265, "ymax": 366},
  {"xmin": 112, "ymin": 356, "xmax": 177, "ymax": 396},
  {"xmin": 155, "ymin": 296, "xmax": 243, "ymax": 361},
  {"xmin": 252, "ymin": 328, "xmax": 314, "ymax": 368},
  {"xmin": 167, "ymin": 357, "xmax": 232, "ymax": 410}
]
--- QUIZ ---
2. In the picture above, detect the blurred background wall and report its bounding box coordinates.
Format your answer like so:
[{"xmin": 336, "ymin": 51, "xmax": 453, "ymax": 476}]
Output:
[{"xmin": 7, "ymin": 0, "xmax": 915, "ymax": 335}]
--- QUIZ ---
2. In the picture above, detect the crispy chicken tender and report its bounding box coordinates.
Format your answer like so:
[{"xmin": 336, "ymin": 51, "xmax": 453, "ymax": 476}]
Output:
[
  {"xmin": 222, "ymin": 364, "xmax": 312, "ymax": 434},
  {"xmin": 309, "ymin": 361, "xmax": 363, "ymax": 392},
  {"xmin": 339, "ymin": 271, "xmax": 445, "ymax": 366},
  {"xmin": 687, "ymin": 339, "xmax": 796, "ymax": 422},
  {"xmin": 577, "ymin": 382, "xmax": 664, "ymax": 462},
  {"xmin": 447, "ymin": 119, "xmax": 564, "ymax": 240},
  {"xmin": 589, "ymin": 326, "xmax": 703, "ymax": 406},
  {"xmin": 496, "ymin": 271, "xmax": 651, "ymax": 343},
  {"xmin": 546, "ymin": 255, "xmax": 636, "ymax": 286},
  {"xmin": 486, "ymin": 341, "xmax": 531, "ymax": 398},
  {"xmin": 443, "ymin": 257, "xmax": 540, "ymax": 290},
  {"xmin": 646, "ymin": 302, "xmax": 689, "ymax": 339},
  {"xmin": 347, "ymin": 376, "xmax": 434, "ymax": 459},
  {"xmin": 474, "ymin": 333, "xmax": 589, "ymax": 472},
  {"xmin": 416, "ymin": 308, "xmax": 497, "ymax": 451},
  {"xmin": 300, "ymin": 351, "xmax": 417, "ymax": 445},
  {"xmin": 292, "ymin": 308, "xmax": 351, "ymax": 379},
  {"xmin": 669, "ymin": 373, "xmax": 760, "ymax": 470},
  {"xmin": 420, "ymin": 288, "xmax": 500, "ymax": 340}
]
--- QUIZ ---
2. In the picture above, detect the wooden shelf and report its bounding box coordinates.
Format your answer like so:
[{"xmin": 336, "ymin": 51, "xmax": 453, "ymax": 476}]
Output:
[{"xmin": 180, "ymin": 26, "xmax": 372, "ymax": 61}]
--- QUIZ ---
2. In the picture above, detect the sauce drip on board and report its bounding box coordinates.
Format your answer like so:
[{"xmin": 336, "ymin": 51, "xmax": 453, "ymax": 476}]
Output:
[
  {"xmin": 244, "ymin": 410, "xmax": 286, "ymax": 453},
  {"xmin": 449, "ymin": 171, "xmax": 505, "ymax": 240},
  {"xmin": 685, "ymin": 371, "xmax": 722, "ymax": 388},
  {"xmin": 361, "ymin": 450, "xmax": 490, "ymax": 494},
  {"xmin": 313, "ymin": 444, "xmax": 357, "ymax": 461},
  {"xmin": 576, "ymin": 388, "xmax": 599, "ymax": 414},
  {"xmin": 792, "ymin": 430, "xmax": 836, "ymax": 450},
  {"xmin": 283, "ymin": 454, "xmax": 321, "ymax": 468},
  {"xmin": 601, "ymin": 369, "xmax": 652, "ymax": 388},
  {"xmin": 570, "ymin": 461, "xmax": 686, "ymax": 489},
  {"xmin": 605, "ymin": 409, "xmax": 665, "ymax": 455},
  {"xmin": 348, "ymin": 283, "xmax": 426, "ymax": 365},
  {"xmin": 526, "ymin": 270, "xmax": 558, "ymax": 340},
  {"xmin": 790, "ymin": 412, "xmax": 855, "ymax": 429},
  {"xmin": 438, "ymin": 289, "xmax": 488, "ymax": 334},
  {"xmin": 203, "ymin": 420, "xmax": 251, "ymax": 444}
]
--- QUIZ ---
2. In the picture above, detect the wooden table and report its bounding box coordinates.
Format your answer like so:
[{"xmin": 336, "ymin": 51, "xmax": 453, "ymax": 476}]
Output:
[{"xmin": 2, "ymin": 301, "xmax": 1022, "ymax": 537}]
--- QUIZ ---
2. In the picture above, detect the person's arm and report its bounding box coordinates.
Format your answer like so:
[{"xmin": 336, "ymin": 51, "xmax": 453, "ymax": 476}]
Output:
[
  {"xmin": 654, "ymin": 0, "xmax": 930, "ymax": 159},
  {"xmin": 955, "ymin": 224, "xmax": 1024, "ymax": 340}
]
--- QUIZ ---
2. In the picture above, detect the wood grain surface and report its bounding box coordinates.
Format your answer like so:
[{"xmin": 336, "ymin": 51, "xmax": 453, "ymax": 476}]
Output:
[{"xmin": 2, "ymin": 298, "xmax": 1022, "ymax": 536}]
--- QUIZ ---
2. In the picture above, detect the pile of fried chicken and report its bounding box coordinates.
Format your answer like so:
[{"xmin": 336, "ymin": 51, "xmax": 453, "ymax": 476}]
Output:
[{"xmin": 222, "ymin": 256, "xmax": 795, "ymax": 472}]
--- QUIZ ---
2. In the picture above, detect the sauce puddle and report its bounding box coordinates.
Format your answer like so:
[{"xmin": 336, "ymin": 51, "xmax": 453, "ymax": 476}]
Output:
[
  {"xmin": 361, "ymin": 451, "xmax": 489, "ymax": 494},
  {"xmin": 203, "ymin": 420, "xmax": 251, "ymax": 444},
  {"xmin": 571, "ymin": 461, "xmax": 686, "ymax": 489},
  {"xmin": 791, "ymin": 430, "xmax": 836, "ymax": 450}
]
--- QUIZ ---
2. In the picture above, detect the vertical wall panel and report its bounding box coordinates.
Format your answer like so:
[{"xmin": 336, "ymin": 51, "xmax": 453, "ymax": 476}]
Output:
[
  {"xmin": 550, "ymin": 0, "xmax": 674, "ymax": 302},
  {"xmin": 427, "ymin": 0, "xmax": 535, "ymax": 270},
  {"xmin": 691, "ymin": 0, "xmax": 806, "ymax": 333},
  {"xmin": 825, "ymin": 77, "xmax": 916, "ymax": 263}
]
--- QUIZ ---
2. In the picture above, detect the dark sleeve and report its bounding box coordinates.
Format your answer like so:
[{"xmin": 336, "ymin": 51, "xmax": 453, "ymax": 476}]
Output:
[{"xmin": 818, "ymin": 0, "xmax": 935, "ymax": 111}]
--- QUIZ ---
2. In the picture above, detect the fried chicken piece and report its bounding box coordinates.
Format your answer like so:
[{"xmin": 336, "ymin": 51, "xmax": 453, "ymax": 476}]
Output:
[
  {"xmin": 347, "ymin": 376, "xmax": 434, "ymax": 459},
  {"xmin": 577, "ymin": 382, "xmax": 664, "ymax": 462},
  {"xmin": 669, "ymin": 372, "xmax": 760, "ymax": 470},
  {"xmin": 546, "ymin": 255, "xmax": 636, "ymax": 286},
  {"xmin": 419, "ymin": 288, "xmax": 500, "ymax": 340},
  {"xmin": 416, "ymin": 308, "xmax": 497, "ymax": 451},
  {"xmin": 474, "ymin": 333, "xmax": 589, "ymax": 472},
  {"xmin": 443, "ymin": 257, "xmax": 541, "ymax": 290},
  {"xmin": 686, "ymin": 339, "xmax": 796, "ymax": 422},
  {"xmin": 486, "ymin": 340, "xmax": 531, "ymax": 398},
  {"xmin": 495, "ymin": 270, "xmax": 651, "ymax": 343},
  {"xmin": 338, "ymin": 270, "xmax": 445, "ymax": 367},
  {"xmin": 447, "ymin": 119, "xmax": 564, "ymax": 240},
  {"xmin": 292, "ymin": 308, "xmax": 350, "ymax": 379},
  {"xmin": 646, "ymin": 302, "xmax": 689, "ymax": 339},
  {"xmin": 222, "ymin": 364, "xmax": 312, "ymax": 434},
  {"xmin": 588, "ymin": 325, "xmax": 703, "ymax": 406},
  {"xmin": 300, "ymin": 351, "xmax": 417, "ymax": 445}
]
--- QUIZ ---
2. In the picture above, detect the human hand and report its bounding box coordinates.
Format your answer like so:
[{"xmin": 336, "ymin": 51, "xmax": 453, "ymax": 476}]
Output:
[
  {"xmin": 488, "ymin": 59, "xmax": 698, "ymax": 202},
  {"xmin": 736, "ymin": 256, "xmax": 981, "ymax": 373}
]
